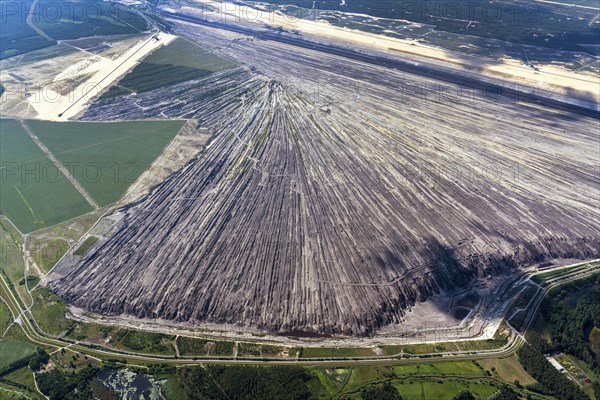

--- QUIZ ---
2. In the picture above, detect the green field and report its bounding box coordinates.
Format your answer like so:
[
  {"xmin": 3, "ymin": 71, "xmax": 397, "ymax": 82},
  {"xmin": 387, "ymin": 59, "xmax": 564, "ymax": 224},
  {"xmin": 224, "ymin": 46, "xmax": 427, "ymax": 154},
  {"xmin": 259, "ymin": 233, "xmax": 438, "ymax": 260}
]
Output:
[
  {"xmin": 29, "ymin": 119, "xmax": 185, "ymax": 206},
  {"xmin": 177, "ymin": 336, "xmax": 234, "ymax": 357},
  {"xmin": 144, "ymin": 38, "xmax": 236, "ymax": 70},
  {"xmin": 237, "ymin": 342, "xmax": 288, "ymax": 357},
  {"xmin": 3, "ymin": 366, "xmax": 38, "ymax": 392},
  {"xmin": 383, "ymin": 338, "xmax": 507, "ymax": 356},
  {"xmin": 301, "ymin": 346, "xmax": 376, "ymax": 358},
  {"xmin": 478, "ymin": 356, "xmax": 536, "ymax": 386},
  {"xmin": 100, "ymin": 38, "xmax": 236, "ymax": 100},
  {"xmin": 0, "ymin": 220, "xmax": 25, "ymax": 283},
  {"xmin": 392, "ymin": 380, "xmax": 498, "ymax": 400},
  {"xmin": 73, "ymin": 236, "xmax": 99, "ymax": 256},
  {"xmin": 110, "ymin": 329, "xmax": 175, "ymax": 355},
  {"xmin": 393, "ymin": 361, "xmax": 484, "ymax": 376},
  {"xmin": 320, "ymin": 362, "xmax": 526, "ymax": 400},
  {"xmin": 0, "ymin": 300, "xmax": 12, "ymax": 336},
  {"xmin": 31, "ymin": 238, "xmax": 69, "ymax": 272},
  {"xmin": 0, "ymin": 119, "xmax": 93, "ymax": 233},
  {"xmin": 0, "ymin": 339, "xmax": 37, "ymax": 369},
  {"xmin": 29, "ymin": 287, "xmax": 73, "ymax": 336}
]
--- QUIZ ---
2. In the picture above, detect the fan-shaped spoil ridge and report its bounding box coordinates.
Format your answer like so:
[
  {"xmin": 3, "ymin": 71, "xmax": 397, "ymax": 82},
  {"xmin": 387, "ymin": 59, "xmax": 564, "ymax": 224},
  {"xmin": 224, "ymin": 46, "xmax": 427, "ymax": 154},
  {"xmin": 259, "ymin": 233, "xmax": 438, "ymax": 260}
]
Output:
[{"xmin": 50, "ymin": 65, "xmax": 600, "ymax": 335}]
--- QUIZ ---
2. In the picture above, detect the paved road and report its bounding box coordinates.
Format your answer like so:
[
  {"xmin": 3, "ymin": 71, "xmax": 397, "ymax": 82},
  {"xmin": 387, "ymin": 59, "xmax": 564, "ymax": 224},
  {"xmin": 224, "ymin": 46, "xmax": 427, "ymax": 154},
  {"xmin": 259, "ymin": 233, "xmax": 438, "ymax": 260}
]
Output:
[{"xmin": 1, "ymin": 262, "xmax": 597, "ymax": 366}]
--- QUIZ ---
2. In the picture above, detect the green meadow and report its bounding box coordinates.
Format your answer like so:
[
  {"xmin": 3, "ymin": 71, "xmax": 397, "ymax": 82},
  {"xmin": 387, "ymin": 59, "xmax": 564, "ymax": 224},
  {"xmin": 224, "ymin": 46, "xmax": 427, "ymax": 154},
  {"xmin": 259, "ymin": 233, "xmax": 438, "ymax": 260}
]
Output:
[
  {"xmin": 1, "ymin": 118, "xmax": 184, "ymax": 233},
  {"xmin": 30, "ymin": 119, "xmax": 185, "ymax": 206},
  {"xmin": 0, "ymin": 339, "xmax": 38, "ymax": 369},
  {"xmin": 99, "ymin": 38, "xmax": 237, "ymax": 100},
  {"xmin": 0, "ymin": 119, "xmax": 93, "ymax": 233}
]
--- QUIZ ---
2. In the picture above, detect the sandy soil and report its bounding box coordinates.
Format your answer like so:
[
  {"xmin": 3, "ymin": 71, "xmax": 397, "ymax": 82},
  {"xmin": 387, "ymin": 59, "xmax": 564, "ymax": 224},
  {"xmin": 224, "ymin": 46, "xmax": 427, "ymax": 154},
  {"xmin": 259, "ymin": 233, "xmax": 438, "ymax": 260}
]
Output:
[
  {"xmin": 27, "ymin": 33, "xmax": 176, "ymax": 121},
  {"xmin": 119, "ymin": 120, "xmax": 212, "ymax": 205},
  {"xmin": 0, "ymin": 34, "xmax": 143, "ymax": 119},
  {"xmin": 187, "ymin": 0, "xmax": 599, "ymax": 105}
]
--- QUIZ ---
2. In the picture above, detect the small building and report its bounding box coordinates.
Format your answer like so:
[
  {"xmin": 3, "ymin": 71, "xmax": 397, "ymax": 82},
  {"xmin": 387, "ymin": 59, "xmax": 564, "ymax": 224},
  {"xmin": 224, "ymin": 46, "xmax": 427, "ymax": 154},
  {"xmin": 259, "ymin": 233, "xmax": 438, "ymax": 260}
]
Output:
[{"xmin": 546, "ymin": 356, "xmax": 565, "ymax": 372}]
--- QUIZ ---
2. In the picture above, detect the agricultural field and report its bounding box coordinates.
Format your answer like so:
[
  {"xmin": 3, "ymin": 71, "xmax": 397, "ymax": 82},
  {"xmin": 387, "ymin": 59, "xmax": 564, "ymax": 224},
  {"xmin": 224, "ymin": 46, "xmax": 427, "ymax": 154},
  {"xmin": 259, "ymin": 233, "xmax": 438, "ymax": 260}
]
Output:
[
  {"xmin": 99, "ymin": 38, "xmax": 236, "ymax": 100},
  {"xmin": 0, "ymin": 119, "xmax": 93, "ymax": 233},
  {"xmin": 0, "ymin": 119, "xmax": 186, "ymax": 233},
  {"xmin": 392, "ymin": 361, "xmax": 484, "ymax": 376},
  {"xmin": 29, "ymin": 119, "xmax": 186, "ymax": 206},
  {"xmin": 237, "ymin": 342, "xmax": 290, "ymax": 357},
  {"xmin": 391, "ymin": 380, "xmax": 498, "ymax": 400},
  {"xmin": 478, "ymin": 355, "xmax": 536, "ymax": 386},
  {"xmin": 0, "ymin": 338, "xmax": 37, "ymax": 369},
  {"xmin": 307, "ymin": 361, "xmax": 545, "ymax": 400}
]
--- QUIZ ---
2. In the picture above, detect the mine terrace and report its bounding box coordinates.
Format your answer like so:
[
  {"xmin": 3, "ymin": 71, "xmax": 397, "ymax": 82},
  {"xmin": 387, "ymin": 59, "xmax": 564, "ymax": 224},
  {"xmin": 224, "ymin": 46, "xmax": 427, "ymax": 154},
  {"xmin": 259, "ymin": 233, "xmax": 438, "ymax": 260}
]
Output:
[{"xmin": 46, "ymin": 1, "xmax": 600, "ymax": 338}]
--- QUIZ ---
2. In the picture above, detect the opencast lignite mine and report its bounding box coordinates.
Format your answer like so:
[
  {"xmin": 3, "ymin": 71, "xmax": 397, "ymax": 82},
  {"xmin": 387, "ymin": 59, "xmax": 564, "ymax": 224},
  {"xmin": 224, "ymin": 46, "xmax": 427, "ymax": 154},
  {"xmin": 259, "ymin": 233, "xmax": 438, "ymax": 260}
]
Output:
[{"xmin": 47, "ymin": 8, "xmax": 600, "ymax": 336}]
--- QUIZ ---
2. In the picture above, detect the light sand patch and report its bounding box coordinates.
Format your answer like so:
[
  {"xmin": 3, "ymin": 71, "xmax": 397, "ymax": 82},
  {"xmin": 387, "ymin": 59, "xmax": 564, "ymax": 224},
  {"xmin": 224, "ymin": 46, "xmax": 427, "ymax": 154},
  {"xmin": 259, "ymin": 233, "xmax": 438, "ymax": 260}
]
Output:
[
  {"xmin": 28, "ymin": 32, "xmax": 176, "ymax": 121},
  {"xmin": 119, "ymin": 120, "xmax": 212, "ymax": 205},
  {"xmin": 186, "ymin": 1, "xmax": 599, "ymax": 104},
  {"xmin": 0, "ymin": 35, "xmax": 147, "ymax": 119}
]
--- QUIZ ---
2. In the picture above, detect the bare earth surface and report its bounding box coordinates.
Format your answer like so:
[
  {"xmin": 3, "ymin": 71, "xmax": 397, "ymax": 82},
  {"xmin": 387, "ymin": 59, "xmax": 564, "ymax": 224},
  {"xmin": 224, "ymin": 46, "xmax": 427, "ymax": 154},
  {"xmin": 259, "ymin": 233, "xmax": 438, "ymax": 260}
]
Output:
[{"xmin": 48, "ymin": 16, "xmax": 600, "ymax": 335}]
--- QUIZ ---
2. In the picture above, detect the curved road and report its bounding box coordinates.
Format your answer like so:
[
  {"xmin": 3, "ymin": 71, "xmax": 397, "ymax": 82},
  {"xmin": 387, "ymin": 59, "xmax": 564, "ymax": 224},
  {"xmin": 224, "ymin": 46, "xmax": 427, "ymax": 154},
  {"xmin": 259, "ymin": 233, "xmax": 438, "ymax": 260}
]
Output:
[{"xmin": 1, "ymin": 262, "xmax": 597, "ymax": 367}]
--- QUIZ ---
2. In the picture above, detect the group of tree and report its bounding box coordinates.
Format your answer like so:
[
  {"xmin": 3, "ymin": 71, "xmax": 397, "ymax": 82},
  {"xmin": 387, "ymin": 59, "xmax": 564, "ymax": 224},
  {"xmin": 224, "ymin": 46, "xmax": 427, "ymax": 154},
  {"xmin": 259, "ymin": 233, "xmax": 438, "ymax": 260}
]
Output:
[
  {"xmin": 360, "ymin": 381, "xmax": 402, "ymax": 400},
  {"xmin": 0, "ymin": 347, "xmax": 49, "ymax": 377},
  {"xmin": 540, "ymin": 285, "xmax": 600, "ymax": 373},
  {"xmin": 37, "ymin": 365, "xmax": 101, "ymax": 400},
  {"xmin": 452, "ymin": 389, "xmax": 475, "ymax": 400},
  {"xmin": 492, "ymin": 386, "xmax": 520, "ymax": 400},
  {"xmin": 517, "ymin": 333, "xmax": 588, "ymax": 400},
  {"xmin": 178, "ymin": 365, "xmax": 313, "ymax": 400},
  {"xmin": 451, "ymin": 386, "xmax": 518, "ymax": 400}
]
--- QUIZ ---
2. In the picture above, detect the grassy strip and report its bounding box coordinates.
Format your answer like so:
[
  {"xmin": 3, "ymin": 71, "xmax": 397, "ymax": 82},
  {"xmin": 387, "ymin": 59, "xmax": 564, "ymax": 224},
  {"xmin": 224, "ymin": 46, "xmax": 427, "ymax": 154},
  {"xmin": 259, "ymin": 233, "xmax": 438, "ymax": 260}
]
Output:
[{"xmin": 73, "ymin": 236, "xmax": 99, "ymax": 256}]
